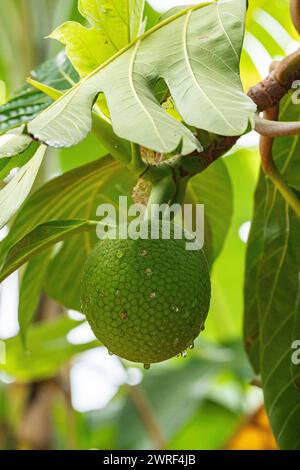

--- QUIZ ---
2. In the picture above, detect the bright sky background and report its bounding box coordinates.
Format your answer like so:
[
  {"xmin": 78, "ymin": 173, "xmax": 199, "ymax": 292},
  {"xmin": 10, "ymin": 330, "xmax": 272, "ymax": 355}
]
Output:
[{"xmin": 148, "ymin": 0, "xmax": 207, "ymax": 12}]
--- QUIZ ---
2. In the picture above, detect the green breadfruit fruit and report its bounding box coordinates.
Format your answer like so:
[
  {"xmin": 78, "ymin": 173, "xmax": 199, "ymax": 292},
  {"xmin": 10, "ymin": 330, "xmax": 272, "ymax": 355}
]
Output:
[{"xmin": 80, "ymin": 221, "xmax": 211, "ymax": 366}]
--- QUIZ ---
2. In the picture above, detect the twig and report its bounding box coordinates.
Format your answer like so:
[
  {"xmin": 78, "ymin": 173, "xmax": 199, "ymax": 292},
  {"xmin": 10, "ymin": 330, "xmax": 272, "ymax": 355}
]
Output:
[
  {"xmin": 260, "ymin": 107, "xmax": 300, "ymax": 219},
  {"xmin": 179, "ymin": 46, "xmax": 300, "ymax": 175},
  {"xmin": 118, "ymin": 358, "xmax": 166, "ymax": 449},
  {"xmin": 129, "ymin": 142, "xmax": 147, "ymax": 174},
  {"xmin": 247, "ymin": 59, "xmax": 300, "ymax": 113},
  {"xmin": 129, "ymin": 385, "xmax": 167, "ymax": 450},
  {"xmin": 274, "ymin": 48, "xmax": 300, "ymax": 84},
  {"xmin": 255, "ymin": 115, "xmax": 300, "ymax": 137},
  {"xmin": 290, "ymin": 0, "xmax": 300, "ymax": 36},
  {"xmin": 259, "ymin": 107, "xmax": 279, "ymax": 173}
]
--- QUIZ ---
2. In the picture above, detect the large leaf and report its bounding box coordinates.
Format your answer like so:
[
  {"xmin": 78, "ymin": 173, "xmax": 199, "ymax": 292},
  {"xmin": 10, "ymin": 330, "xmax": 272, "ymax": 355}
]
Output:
[
  {"xmin": 0, "ymin": 219, "xmax": 96, "ymax": 282},
  {"xmin": 0, "ymin": 126, "xmax": 32, "ymax": 158},
  {"xmin": 0, "ymin": 316, "xmax": 98, "ymax": 382},
  {"xmin": 0, "ymin": 156, "xmax": 136, "ymax": 310},
  {"xmin": 1, "ymin": 51, "xmax": 130, "ymax": 165},
  {"xmin": 187, "ymin": 157, "xmax": 233, "ymax": 263},
  {"xmin": 243, "ymin": 172, "xmax": 266, "ymax": 372},
  {"xmin": 27, "ymin": 0, "xmax": 255, "ymax": 155},
  {"xmin": 258, "ymin": 189, "xmax": 300, "ymax": 450},
  {"xmin": 0, "ymin": 142, "xmax": 39, "ymax": 181},
  {"xmin": 206, "ymin": 148, "xmax": 260, "ymax": 341},
  {"xmin": 244, "ymin": 92, "xmax": 300, "ymax": 449},
  {"xmin": 79, "ymin": 0, "xmax": 145, "ymax": 48},
  {"xmin": 18, "ymin": 251, "xmax": 52, "ymax": 341},
  {"xmin": 50, "ymin": 0, "xmax": 145, "ymax": 78},
  {"xmin": 0, "ymin": 145, "xmax": 46, "ymax": 229},
  {"xmin": 0, "ymin": 53, "xmax": 78, "ymax": 134},
  {"xmin": 49, "ymin": 24, "xmax": 116, "ymax": 79}
]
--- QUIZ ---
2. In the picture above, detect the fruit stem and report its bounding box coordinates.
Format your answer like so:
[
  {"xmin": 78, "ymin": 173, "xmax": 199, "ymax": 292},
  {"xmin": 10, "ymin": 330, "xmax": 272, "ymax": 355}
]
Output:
[
  {"xmin": 145, "ymin": 171, "xmax": 177, "ymax": 220},
  {"xmin": 255, "ymin": 115, "xmax": 300, "ymax": 137},
  {"xmin": 91, "ymin": 113, "xmax": 132, "ymax": 166},
  {"xmin": 128, "ymin": 142, "xmax": 147, "ymax": 174},
  {"xmin": 170, "ymin": 177, "xmax": 189, "ymax": 207}
]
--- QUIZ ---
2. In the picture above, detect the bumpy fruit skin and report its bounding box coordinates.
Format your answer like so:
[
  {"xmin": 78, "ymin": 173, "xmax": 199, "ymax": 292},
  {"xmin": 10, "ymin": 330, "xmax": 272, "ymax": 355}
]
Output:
[{"xmin": 81, "ymin": 222, "xmax": 211, "ymax": 364}]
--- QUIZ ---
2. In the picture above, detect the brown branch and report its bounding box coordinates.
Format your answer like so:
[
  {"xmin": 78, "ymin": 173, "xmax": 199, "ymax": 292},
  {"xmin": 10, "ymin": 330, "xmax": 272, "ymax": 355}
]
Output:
[
  {"xmin": 248, "ymin": 49, "xmax": 300, "ymax": 111},
  {"xmin": 18, "ymin": 380, "xmax": 57, "ymax": 450},
  {"xmin": 274, "ymin": 48, "xmax": 300, "ymax": 84},
  {"xmin": 290, "ymin": 0, "xmax": 300, "ymax": 36},
  {"xmin": 259, "ymin": 107, "xmax": 279, "ymax": 174},
  {"xmin": 248, "ymin": 73, "xmax": 289, "ymax": 112},
  {"xmin": 255, "ymin": 115, "xmax": 300, "ymax": 137},
  {"xmin": 179, "ymin": 47, "xmax": 300, "ymax": 174},
  {"xmin": 129, "ymin": 385, "xmax": 167, "ymax": 450},
  {"xmin": 145, "ymin": 38, "xmax": 300, "ymax": 183}
]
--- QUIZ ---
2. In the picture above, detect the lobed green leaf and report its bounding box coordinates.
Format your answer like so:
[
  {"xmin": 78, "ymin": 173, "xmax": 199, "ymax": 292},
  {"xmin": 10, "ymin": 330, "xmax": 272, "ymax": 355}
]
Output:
[
  {"xmin": 27, "ymin": 0, "xmax": 255, "ymax": 155},
  {"xmin": 244, "ymin": 92, "xmax": 300, "ymax": 449}
]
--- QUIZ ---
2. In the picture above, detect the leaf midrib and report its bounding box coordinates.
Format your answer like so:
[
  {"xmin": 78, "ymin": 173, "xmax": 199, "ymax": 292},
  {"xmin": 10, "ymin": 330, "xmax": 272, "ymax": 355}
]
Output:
[
  {"xmin": 36, "ymin": 1, "xmax": 213, "ymax": 116},
  {"xmin": 128, "ymin": 41, "xmax": 168, "ymax": 151}
]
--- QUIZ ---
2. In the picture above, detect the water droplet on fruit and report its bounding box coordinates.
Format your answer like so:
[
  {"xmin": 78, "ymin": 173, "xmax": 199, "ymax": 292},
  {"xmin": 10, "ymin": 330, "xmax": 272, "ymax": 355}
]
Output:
[
  {"xmin": 116, "ymin": 289, "xmax": 120, "ymax": 296},
  {"xmin": 145, "ymin": 268, "xmax": 153, "ymax": 277},
  {"xmin": 149, "ymin": 292, "xmax": 156, "ymax": 299},
  {"xmin": 140, "ymin": 249, "xmax": 148, "ymax": 256},
  {"xmin": 116, "ymin": 250, "xmax": 124, "ymax": 259},
  {"xmin": 189, "ymin": 342, "xmax": 194, "ymax": 350},
  {"xmin": 144, "ymin": 363, "xmax": 151, "ymax": 370},
  {"xmin": 181, "ymin": 350, "xmax": 187, "ymax": 358}
]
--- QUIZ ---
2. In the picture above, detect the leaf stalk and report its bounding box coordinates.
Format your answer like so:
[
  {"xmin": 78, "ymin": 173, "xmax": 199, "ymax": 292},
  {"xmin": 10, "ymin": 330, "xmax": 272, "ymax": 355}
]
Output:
[
  {"xmin": 255, "ymin": 115, "xmax": 300, "ymax": 137},
  {"xmin": 260, "ymin": 107, "xmax": 300, "ymax": 219}
]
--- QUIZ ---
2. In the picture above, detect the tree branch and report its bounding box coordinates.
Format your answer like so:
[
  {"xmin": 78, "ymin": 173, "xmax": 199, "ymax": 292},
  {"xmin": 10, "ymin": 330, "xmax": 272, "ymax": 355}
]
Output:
[
  {"xmin": 255, "ymin": 116, "xmax": 300, "ymax": 137},
  {"xmin": 290, "ymin": 0, "xmax": 300, "ymax": 36},
  {"xmin": 178, "ymin": 47, "xmax": 300, "ymax": 176},
  {"xmin": 129, "ymin": 385, "xmax": 167, "ymax": 450},
  {"xmin": 260, "ymin": 107, "xmax": 300, "ymax": 219}
]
